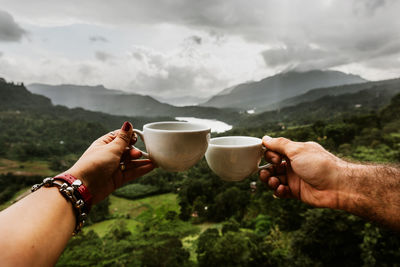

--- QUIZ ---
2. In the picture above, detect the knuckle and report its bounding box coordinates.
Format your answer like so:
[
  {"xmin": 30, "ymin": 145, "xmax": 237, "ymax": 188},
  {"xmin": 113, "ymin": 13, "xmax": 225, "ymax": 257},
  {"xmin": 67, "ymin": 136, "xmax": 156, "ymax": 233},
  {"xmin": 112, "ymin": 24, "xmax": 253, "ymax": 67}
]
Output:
[
  {"xmin": 305, "ymin": 141, "xmax": 317, "ymax": 146},
  {"xmin": 305, "ymin": 141, "xmax": 322, "ymax": 149},
  {"xmin": 276, "ymin": 137, "xmax": 289, "ymax": 144},
  {"xmin": 118, "ymin": 133, "xmax": 131, "ymax": 143}
]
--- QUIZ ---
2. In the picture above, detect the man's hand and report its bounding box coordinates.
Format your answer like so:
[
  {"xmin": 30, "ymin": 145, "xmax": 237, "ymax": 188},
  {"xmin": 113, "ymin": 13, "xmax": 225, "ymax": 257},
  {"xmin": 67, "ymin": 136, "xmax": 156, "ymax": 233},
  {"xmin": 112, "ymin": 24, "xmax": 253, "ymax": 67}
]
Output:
[
  {"xmin": 259, "ymin": 135, "xmax": 400, "ymax": 231},
  {"xmin": 259, "ymin": 136, "xmax": 347, "ymax": 209}
]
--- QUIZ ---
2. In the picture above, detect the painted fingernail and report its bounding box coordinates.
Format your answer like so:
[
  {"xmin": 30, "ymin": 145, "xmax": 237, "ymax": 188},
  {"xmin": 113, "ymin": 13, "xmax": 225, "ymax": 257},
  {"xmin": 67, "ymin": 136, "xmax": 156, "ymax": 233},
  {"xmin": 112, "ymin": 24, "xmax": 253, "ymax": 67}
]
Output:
[{"xmin": 122, "ymin": 121, "xmax": 131, "ymax": 131}]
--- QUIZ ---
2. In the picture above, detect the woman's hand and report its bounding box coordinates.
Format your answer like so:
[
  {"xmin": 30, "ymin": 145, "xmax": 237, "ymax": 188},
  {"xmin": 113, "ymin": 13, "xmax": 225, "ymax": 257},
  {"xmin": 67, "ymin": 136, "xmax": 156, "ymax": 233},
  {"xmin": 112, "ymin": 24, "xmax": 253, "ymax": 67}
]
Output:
[{"xmin": 65, "ymin": 121, "xmax": 155, "ymax": 204}]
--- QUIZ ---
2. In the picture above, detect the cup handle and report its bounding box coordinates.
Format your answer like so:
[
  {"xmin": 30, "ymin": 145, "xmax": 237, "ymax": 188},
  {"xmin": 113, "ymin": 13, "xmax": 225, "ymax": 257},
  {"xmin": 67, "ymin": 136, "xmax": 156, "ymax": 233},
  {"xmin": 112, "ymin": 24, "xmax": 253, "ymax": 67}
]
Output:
[
  {"xmin": 258, "ymin": 163, "xmax": 272, "ymax": 171},
  {"xmin": 258, "ymin": 145, "xmax": 272, "ymax": 170},
  {"xmin": 132, "ymin": 129, "xmax": 149, "ymax": 158}
]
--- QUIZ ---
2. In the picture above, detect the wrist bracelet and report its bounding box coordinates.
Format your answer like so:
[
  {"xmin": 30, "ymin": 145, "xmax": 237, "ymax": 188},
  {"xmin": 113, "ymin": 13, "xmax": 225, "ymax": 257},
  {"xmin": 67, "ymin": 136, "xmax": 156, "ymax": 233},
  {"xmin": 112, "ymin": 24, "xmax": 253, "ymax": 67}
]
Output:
[
  {"xmin": 31, "ymin": 176, "xmax": 91, "ymax": 235},
  {"xmin": 54, "ymin": 173, "xmax": 93, "ymax": 213}
]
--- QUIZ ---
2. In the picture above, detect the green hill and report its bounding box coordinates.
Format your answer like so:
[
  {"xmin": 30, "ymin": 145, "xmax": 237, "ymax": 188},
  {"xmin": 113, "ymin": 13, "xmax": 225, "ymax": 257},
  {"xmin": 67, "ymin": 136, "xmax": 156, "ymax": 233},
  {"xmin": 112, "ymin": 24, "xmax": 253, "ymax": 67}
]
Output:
[
  {"xmin": 268, "ymin": 77, "xmax": 400, "ymax": 111},
  {"xmin": 0, "ymin": 79, "xmax": 171, "ymax": 161},
  {"xmin": 238, "ymin": 79, "xmax": 400, "ymax": 128}
]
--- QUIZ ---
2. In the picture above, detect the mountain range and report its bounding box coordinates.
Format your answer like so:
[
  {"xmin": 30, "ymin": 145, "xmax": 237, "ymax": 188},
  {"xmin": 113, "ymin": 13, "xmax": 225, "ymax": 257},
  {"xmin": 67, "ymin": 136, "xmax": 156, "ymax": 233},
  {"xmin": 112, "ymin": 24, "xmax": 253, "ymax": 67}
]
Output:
[
  {"xmin": 0, "ymin": 80, "xmax": 170, "ymax": 131},
  {"xmin": 26, "ymin": 84, "xmax": 240, "ymax": 124},
  {"xmin": 268, "ymin": 77, "xmax": 400, "ymax": 111},
  {"xmin": 237, "ymin": 78, "xmax": 400, "ymax": 128},
  {"xmin": 4, "ymin": 72, "xmax": 400, "ymax": 130},
  {"xmin": 201, "ymin": 70, "xmax": 366, "ymax": 112},
  {"xmin": 27, "ymin": 70, "xmax": 367, "ymax": 122}
]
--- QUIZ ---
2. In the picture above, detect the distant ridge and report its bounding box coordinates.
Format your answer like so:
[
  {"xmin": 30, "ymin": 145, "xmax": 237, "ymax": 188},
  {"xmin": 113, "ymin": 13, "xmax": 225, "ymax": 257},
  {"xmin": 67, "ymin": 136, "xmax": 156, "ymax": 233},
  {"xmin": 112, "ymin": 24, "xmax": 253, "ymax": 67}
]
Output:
[
  {"xmin": 268, "ymin": 77, "xmax": 400, "ymax": 112},
  {"xmin": 26, "ymin": 84, "xmax": 241, "ymax": 124},
  {"xmin": 202, "ymin": 70, "xmax": 366, "ymax": 112},
  {"xmin": 237, "ymin": 77, "xmax": 400, "ymax": 128},
  {"xmin": 0, "ymin": 80, "xmax": 171, "ymax": 130}
]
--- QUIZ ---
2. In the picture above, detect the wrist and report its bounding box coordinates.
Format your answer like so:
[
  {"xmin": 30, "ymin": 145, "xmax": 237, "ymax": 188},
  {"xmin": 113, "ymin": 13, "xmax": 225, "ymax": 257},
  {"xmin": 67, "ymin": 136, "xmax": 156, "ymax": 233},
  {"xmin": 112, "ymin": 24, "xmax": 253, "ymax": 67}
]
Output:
[
  {"xmin": 31, "ymin": 176, "xmax": 92, "ymax": 234},
  {"xmin": 54, "ymin": 173, "xmax": 93, "ymax": 212},
  {"xmin": 335, "ymin": 161, "xmax": 368, "ymax": 213}
]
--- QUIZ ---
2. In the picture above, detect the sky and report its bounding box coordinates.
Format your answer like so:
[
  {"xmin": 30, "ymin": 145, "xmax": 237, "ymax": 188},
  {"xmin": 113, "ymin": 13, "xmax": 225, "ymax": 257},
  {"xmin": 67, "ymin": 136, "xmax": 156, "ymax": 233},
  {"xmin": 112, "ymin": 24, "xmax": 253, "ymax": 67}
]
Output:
[{"xmin": 0, "ymin": 0, "xmax": 399, "ymax": 101}]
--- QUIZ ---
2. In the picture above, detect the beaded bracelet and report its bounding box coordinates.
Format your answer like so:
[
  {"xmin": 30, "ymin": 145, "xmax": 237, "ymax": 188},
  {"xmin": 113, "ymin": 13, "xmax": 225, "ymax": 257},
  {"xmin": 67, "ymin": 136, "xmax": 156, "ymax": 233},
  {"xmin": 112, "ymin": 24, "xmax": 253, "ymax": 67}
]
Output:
[{"xmin": 31, "ymin": 177, "xmax": 90, "ymax": 235}]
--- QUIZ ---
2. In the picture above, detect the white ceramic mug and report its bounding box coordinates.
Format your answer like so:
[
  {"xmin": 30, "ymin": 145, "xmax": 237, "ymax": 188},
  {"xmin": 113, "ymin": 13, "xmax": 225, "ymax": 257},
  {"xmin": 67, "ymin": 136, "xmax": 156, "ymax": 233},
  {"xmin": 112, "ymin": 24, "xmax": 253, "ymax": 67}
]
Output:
[
  {"xmin": 205, "ymin": 136, "xmax": 271, "ymax": 181},
  {"xmin": 133, "ymin": 121, "xmax": 211, "ymax": 172}
]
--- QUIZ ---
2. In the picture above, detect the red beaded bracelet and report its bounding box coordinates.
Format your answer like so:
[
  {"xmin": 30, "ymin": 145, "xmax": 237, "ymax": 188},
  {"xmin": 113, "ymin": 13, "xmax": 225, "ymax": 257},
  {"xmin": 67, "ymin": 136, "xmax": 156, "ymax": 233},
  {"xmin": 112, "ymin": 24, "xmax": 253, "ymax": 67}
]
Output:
[
  {"xmin": 31, "ymin": 174, "xmax": 93, "ymax": 235},
  {"xmin": 54, "ymin": 174, "xmax": 93, "ymax": 213}
]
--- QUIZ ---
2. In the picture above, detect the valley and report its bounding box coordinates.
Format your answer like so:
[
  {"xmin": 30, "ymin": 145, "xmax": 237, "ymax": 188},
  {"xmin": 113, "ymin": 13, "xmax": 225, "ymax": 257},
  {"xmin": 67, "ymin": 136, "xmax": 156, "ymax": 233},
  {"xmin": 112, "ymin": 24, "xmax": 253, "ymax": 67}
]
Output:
[{"xmin": 1, "ymin": 71, "xmax": 400, "ymax": 266}]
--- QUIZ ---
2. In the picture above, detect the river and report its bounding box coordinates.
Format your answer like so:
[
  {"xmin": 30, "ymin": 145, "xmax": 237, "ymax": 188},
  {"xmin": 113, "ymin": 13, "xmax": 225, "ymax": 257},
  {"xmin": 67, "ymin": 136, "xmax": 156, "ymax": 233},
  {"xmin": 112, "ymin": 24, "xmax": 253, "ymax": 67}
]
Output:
[{"xmin": 175, "ymin": 117, "xmax": 232, "ymax": 133}]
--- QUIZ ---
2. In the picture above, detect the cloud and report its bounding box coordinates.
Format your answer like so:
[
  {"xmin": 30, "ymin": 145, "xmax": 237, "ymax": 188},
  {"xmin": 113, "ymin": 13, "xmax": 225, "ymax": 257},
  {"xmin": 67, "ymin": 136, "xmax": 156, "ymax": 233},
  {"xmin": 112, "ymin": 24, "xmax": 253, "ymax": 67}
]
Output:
[
  {"xmin": 0, "ymin": 10, "xmax": 26, "ymax": 42},
  {"xmin": 3, "ymin": 0, "xmax": 400, "ymax": 71},
  {"xmin": 1, "ymin": 0, "xmax": 400, "ymax": 91},
  {"xmin": 352, "ymin": 0, "xmax": 388, "ymax": 16},
  {"xmin": 261, "ymin": 45, "xmax": 351, "ymax": 71},
  {"xmin": 95, "ymin": 51, "xmax": 113, "ymax": 62},
  {"xmin": 0, "ymin": 51, "xmax": 3, "ymax": 57},
  {"xmin": 127, "ymin": 46, "xmax": 228, "ymax": 97},
  {"xmin": 89, "ymin": 35, "xmax": 108, "ymax": 43},
  {"xmin": 186, "ymin": 35, "xmax": 202, "ymax": 45}
]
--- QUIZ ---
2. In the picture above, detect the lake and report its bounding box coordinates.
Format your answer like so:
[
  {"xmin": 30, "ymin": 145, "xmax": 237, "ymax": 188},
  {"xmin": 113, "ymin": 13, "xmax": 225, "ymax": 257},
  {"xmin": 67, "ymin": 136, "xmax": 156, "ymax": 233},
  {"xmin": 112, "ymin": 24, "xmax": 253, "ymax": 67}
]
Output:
[{"xmin": 175, "ymin": 117, "xmax": 232, "ymax": 133}]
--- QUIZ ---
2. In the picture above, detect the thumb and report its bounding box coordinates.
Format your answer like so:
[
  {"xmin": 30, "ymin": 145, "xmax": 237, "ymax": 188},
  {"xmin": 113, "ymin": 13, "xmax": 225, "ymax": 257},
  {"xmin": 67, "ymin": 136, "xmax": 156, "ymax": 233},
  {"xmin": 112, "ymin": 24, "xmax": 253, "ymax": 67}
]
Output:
[
  {"xmin": 112, "ymin": 121, "xmax": 133, "ymax": 152},
  {"xmin": 262, "ymin": 136, "xmax": 297, "ymax": 157}
]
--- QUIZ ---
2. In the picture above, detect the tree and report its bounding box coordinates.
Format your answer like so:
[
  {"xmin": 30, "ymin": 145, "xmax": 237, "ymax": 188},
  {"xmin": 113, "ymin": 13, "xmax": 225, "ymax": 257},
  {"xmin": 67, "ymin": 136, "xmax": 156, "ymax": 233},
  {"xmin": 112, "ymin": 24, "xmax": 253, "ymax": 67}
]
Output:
[
  {"xmin": 291, "ymin": 208, "xmax": 364, "ymax": 266},
  {"xmin": 212, "ymin": 187, "xmax": 249, "ymax": 221},
  {"xmin": 197, "ymin": 231, "xmax": 253, "ymax": 267}
]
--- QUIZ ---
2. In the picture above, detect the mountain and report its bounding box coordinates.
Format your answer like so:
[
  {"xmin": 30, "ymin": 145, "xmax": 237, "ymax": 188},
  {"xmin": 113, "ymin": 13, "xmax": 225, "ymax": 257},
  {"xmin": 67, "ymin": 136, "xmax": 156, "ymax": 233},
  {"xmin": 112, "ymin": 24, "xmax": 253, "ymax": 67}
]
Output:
[
  {"xmin": 202, "ymin": 70, "xmax": 366, "ymax": 112},
  {"xmin": 237, "ymin": 78, "xmax": 400, "ymax": 128},
  {"xmin": 0, "ymin": 79, "xmax": 176, "ymax": 161},
  {"xmin": 151, "ymin": 95, "xmax": 210, "ymax": 106},
  {"xmin": 268, "ymin": 77, "xmax": 400, "ymax": 111},
  {"xmin": 27, "ymin": 84, "xmax": 240, "ymax": 124},
  {"xmin": 0, "ymin": 80, "xmax": 171, "ymax": 131}
]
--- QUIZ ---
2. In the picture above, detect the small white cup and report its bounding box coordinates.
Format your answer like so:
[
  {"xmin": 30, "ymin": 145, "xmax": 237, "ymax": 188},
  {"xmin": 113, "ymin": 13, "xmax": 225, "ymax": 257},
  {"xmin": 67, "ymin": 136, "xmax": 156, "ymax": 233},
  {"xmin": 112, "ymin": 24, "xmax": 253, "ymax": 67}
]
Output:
[
  {"xmin": 134, "ymin": 121, "xmax": 211, "ymax": 172},
  {"xmin": 205, "ymin": 136, "xmax": 271, "ymax": 181}
]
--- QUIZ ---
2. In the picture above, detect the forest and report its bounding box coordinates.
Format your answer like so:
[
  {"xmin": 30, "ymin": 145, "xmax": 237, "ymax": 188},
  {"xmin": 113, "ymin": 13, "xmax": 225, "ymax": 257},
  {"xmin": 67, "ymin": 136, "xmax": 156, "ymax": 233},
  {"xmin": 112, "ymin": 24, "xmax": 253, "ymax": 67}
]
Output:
[{"xmin": 1, "ymin": 80, "xmax": 400, "ymax": 266}]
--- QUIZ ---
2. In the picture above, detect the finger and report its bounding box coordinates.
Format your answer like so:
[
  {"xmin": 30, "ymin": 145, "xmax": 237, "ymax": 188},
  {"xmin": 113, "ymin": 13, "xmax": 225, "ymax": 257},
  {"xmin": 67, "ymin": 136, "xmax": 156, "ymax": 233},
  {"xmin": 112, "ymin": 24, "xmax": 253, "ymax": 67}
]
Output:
[
  {"xmin": 262, "ymin": 136, "xmax": 300, "ymax": 157},
  {"xmin": 112, "ymin": 121, "xmax": 133, "ymax": 154},
  {"xmin": 129, "ymin": 148, "xmax": 142, "ymax": 159},
  {"xmin": 259, "ymin": 169, "xmax": 272, "ymax": 182},
  {"xmin": 125, "ymin": 159, "xmax": 152, "ymax": 169},
  {"xmin": 259, "ymin": 163, "xmax": 286, "ymax": 183},
  {"xmin": 129, "ymin": 132, "xmax": 138, "ymax": 147},
  {"xmin": 264, "ymin": 150, "xmax": 283, "ymax": 165},
  {"xmin": 268, "ymin": 176, "xmax": 280, "ymax": 190},
  {"xmin": 275, "ymin": 174, "xmax": 288, "ymax": 185},
  {"xmin": 274, "ymin": 184, "xmax": 294, "ymax": 199},
  {"xmin": 95, "ymin": 130, "xmax": 118, "ymax": 145},
  {"xmin": 122, "ymin": 163, "xmax": 155, "ymax": 184},
  {"xmin": 266, "ymin": 174, "xmax": 287, "ymax": 190},
  {"xmin": 274, "ymin": 161, "xmax": 288, "ymax": 175}
]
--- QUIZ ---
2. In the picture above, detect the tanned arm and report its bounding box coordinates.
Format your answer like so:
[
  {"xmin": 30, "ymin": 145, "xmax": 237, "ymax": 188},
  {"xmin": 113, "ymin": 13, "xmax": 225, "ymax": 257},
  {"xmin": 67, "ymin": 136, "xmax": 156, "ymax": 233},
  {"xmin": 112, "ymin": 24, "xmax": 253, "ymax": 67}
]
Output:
[{"xmin": 259, "ymin": 136, "xmax": 400, "ymax": 231}]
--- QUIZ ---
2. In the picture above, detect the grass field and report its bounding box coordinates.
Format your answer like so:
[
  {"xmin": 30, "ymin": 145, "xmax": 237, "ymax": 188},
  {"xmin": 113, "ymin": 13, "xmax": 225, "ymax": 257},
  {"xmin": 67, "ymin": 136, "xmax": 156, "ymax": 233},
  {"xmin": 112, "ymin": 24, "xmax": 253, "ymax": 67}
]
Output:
[
  {"xmin": 0, "ymin": 158, "xmax": 54, "ymax": 176},
  {"xmin": 86, "ymin": 193, "xmax": 182, "ymax": 236},
  {"xmin": 84, "ymin": 218, "xmax": 141, "ymax": 237},
  {"xmin": 109, "ymin": 193, "xmax": 180, "ymax": 218},
  {"xmin": 85, "ymin": 192, "xmax": 220, "ymax": 262}
]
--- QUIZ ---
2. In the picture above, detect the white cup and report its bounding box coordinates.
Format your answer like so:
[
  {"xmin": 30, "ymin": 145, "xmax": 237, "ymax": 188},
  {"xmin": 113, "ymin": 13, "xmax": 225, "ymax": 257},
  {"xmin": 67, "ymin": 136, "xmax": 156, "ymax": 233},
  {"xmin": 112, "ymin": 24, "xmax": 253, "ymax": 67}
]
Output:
[
  {"xmin": 133, "ymin": 121, "xmax": 211, "ymax": 172},
  {"xmin": 205, "ymin": 136, "xmax": 271, "ymax": 181}
]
